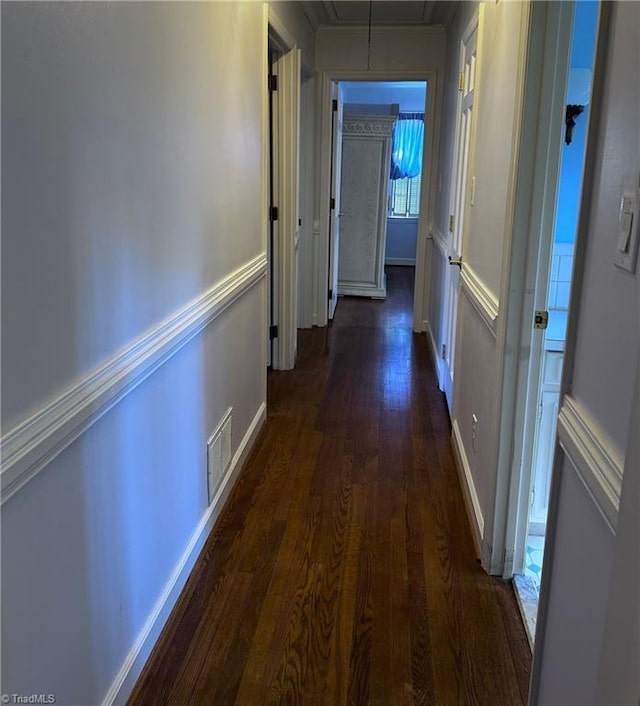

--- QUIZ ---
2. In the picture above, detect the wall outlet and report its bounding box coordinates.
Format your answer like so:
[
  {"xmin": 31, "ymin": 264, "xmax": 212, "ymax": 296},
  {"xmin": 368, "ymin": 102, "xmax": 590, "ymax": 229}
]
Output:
[
  {"xmin": 207, "ymin": 408, "xmax": 233, "ymax": 505},
  {"xmin": 471, "ymin": 414, "xmax": 478, "ymax": 453}
]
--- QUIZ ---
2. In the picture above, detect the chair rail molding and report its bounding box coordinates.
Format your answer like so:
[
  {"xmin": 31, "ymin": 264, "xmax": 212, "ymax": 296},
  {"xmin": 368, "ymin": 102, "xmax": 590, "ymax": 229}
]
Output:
[
  {"xmin": 557, "ymin": 394, "xmax": 624, "ymax": 533},
  {"xmin": 460, "ymin": 263, "xmax": 499, "ymax": 337},
  {"xmin": 430, "ymin": 224, "xmax": 448, "ymax": 259},
  {"xmin": 1, "ymin": 253, "xmax": 267, "ymax": 505}
]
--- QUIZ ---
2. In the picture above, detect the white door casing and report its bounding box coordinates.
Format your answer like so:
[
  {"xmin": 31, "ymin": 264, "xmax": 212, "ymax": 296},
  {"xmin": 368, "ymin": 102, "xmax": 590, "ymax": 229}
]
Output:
[
  {"xmin": 491, "ymin": 1, "xmax": 575, "ymax": 577},
  {"xmin": 271, "ymin": 47, "xmax": 301, "ymax": 370},
  {"xmin": 328, "ymin": 88, "xmax": 343, "ymax": 319},
  {"xmin": 443, "ymin": 17, "xmax": 478, "ymax": 413}
]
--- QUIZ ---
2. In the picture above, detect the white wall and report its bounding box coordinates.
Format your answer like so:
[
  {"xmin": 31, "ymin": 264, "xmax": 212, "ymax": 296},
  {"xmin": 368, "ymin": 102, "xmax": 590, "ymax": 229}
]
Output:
[
  {"xmin": 534, "ymin": 3, "xmax": 640, "ymax": 702},
  {"xmin": 465, "ymin": 2, "xmax": 527, "ymax": 297},
  {"xmin": 316, "ymin": 26, "xmax": 445, "ymax": 74},
  {"xmin": 341, "ymin": 81, "xmax": 427, "ymax": 112},
  {"xmin": 1, "ymin": 3, "xmax": 267, "ymax": 703}
]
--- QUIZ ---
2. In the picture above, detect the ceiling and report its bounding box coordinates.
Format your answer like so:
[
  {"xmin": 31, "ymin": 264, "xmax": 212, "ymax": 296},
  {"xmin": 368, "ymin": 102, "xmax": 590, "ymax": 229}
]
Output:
[{"xmin": 300, "ymin": 1, "xmax": 458, "ymax": 29}]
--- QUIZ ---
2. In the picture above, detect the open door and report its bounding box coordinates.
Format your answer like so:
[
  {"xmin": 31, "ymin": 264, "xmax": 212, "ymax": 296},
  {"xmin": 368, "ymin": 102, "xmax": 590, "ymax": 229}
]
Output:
[
  {"xmin": 509, "ymin": 0, "xmax": 598, "ymax": 592},
  {"xmin": 443, "ymin": 16, "xmax": 478, "ymax": 412},
  {"xmin": 327, "ymin": 85, "xmax": 343, "ymax": 320},
  {"xmin": 271, "ymin": 47, "xmax": 301, "ymax": 370}
]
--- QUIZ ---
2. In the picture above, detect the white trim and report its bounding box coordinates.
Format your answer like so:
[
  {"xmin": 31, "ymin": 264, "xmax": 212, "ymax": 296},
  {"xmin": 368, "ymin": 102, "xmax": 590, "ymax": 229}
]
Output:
[
  {"xmin": 460, "ymin": 264, "xmax": 499, "ymax": 337},
  {"xmin": 1, "ymin": 255, "xmax": 267, "ymax": 505},
  {"xmin": 337, "ymin": 283, "xmax": 387, "ymax": 299},
  {"xmin": 342, "ymin": 114, "xmax": 396, "ymax": 136},
  {"xmin": 268, "ymin": 5, "xmax": 297, "ymax": 53},
  {"xmin": 272, "ymin": 47, "xmax": 301, "ymax": 371},
  {"xmin": 430, "ymin": 225, "xmax": 448, "ymax": 259},
  {"xmin": 557, "ymin": 395, "xmax": 623, "ymax": 533},
  {"xmin": 426, "ymin": 321, "xmax": 444, "ymax": 389},
  {"xmin": 451, "ymin": 420, "xmax": 485, "ymax": 554},
  {"xmin": 102, "ymin": 402, "xmax": 267, "ymax": 706},
  {"xmin": 384, "ymin": 258, "xmax": 416, "ymax": 267},
  {"xmin": 485, "ymin": 3, "xmax": 573, "ymax": 576}
]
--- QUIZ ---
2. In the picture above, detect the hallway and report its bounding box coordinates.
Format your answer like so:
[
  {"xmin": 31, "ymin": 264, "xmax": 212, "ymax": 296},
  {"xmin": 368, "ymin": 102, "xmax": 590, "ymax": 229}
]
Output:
[{"xmin": 130, "ymin": 267, "xmax": 531, "ymax": 705}]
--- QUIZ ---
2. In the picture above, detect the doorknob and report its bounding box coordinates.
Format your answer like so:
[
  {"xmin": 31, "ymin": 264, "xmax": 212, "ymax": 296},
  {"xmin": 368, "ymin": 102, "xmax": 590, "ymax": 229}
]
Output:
[{"xmin": 448, "ymin": 256, "xmax": 462, "ymax": 269}]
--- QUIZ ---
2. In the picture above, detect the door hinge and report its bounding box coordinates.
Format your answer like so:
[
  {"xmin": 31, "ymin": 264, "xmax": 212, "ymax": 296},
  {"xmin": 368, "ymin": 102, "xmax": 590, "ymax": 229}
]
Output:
[
  {"xmin": 332, "ymin": 98, "xmax": 338, "ymax": 112},
  {"xmin": 441, "ymin": 343, "xmax": 447, "ymax": 359},
  {"xmin": 330, "ymin": 197, "xmax": 336, "ymax": 210},
  {"xmin": 534, "ymin": 310, "xmax": 549, "ymax": 329},
  {"xmin": 270, "ymin": 75, "xmax": 278, "ymax": 92},
  {"xmin": 270, "ymin": 206, "xmax": 279, "ymax": 222},
  {"xmin": 449, "ymin": 214, "xmax": 455, "ymax": 232},
  {"xmin": 538, "ymin": 401, "xmax": 543, "ymax": 422},
  {"xmin": 458, "ymin": 71, "xmax": 465, "ymax": 91},
  {"xmin": 269, "ymin": 325, "xmax": 278, "ymax": 340},
  {"xmin": 328, "ymin": 288, "xmax": 333, "ymax": 301}
]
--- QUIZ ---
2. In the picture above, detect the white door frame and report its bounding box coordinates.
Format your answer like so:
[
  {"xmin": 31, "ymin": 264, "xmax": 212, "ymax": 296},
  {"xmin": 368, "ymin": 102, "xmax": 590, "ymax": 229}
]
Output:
[
  {"xmin": 268, "ymin": 12, "xmax": 301, "ymax": 371},
  {"xmin": 488, "ymin": 1, "xmax": 576, "ymax": 576},
  {"xmin": 316, "ymin": 69, "xmax": 441, "ymax": 332},
  {"xmin": 327, "ymin": 83, "xmax": 343, "ymax": 320}
]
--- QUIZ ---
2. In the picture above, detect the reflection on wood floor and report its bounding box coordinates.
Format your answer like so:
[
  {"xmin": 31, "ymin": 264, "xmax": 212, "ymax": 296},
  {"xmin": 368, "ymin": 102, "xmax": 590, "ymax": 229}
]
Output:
[{"xmin": 129, "ymin": 266, "xmax": 531, "ymax": 705}]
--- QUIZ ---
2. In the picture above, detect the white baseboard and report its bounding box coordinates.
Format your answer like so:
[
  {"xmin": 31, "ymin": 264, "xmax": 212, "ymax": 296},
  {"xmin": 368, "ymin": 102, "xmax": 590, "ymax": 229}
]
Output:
[
  {"xmin": 425, "ymin": 322, "xmax": 444, "ymax": 390},
  {"xmin": 102, "ymin": 402, "xmax": 267, "ymax": 706},
  {"xmin": 384, "ymin": 257, "xmax": 416, "ymax": 266},
  {"xmin": 451, "ymin": 420, "xmax": 485, "ymax": 557}
]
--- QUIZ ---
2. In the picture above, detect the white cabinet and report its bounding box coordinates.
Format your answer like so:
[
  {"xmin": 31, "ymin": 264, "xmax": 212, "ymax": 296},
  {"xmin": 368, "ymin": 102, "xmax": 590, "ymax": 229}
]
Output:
[{"xmin": 337, "ymin": 115, "xmax": 396, "ymax": 299}]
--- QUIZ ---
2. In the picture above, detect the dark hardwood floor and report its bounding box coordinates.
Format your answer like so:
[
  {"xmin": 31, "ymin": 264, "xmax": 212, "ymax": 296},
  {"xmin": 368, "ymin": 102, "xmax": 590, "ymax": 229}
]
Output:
[{"xmin": 129, "ymin": 266, "xmax": 531, "ymax": 705}]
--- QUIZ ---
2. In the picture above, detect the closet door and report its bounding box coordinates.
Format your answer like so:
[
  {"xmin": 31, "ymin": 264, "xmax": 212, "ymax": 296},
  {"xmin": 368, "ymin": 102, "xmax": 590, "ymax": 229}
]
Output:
[{"xmin": 337, "ymin": 115, "xmax": 396, "ymax": 299}]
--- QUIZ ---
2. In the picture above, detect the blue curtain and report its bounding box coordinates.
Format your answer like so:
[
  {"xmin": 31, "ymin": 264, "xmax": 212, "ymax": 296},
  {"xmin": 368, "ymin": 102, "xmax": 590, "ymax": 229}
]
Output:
[{"xmin": 390, "ymin": 112, "xmax": 425, "ymax": 180}]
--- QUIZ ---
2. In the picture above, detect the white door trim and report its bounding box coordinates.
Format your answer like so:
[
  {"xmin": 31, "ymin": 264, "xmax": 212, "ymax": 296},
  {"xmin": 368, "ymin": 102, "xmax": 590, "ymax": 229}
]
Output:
[
  {"xmin": 268, "ymin": 13, "xmax": 301, "ymax": 371},
  {"xmin": 273, "ymin": 48, "xmax": 300, "ymax": 370},
  {"xmin": 327, "ymin": 85, "xmax": 343, "ymax": 320},
  {"xmin": 497, "ymin": 1, "xmax": 576, "ymax": 578},
  {"xmin": 316, "ymin": 69, "xmax": 441, "ymax": 332}
]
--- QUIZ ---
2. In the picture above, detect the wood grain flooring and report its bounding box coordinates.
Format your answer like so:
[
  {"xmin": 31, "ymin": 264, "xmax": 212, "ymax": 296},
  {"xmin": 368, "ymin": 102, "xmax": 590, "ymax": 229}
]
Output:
[{"xmin": 129, "ymin": 266, "xmax": 531, "ymax": 705}]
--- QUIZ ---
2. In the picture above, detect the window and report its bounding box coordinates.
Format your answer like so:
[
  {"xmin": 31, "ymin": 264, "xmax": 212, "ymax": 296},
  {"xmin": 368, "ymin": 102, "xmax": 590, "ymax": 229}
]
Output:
[
  {"xmin": 389, "ymin": 112, "xmax": 424, "ymax": 219},
  {"xmin": 389, "ymin": 174, "xmax": 421, "ymax": 218}
]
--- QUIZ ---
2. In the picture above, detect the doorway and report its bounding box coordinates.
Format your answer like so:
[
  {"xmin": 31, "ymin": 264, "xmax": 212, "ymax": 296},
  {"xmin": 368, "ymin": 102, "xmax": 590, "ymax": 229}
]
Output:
[
  {"xmin": 317, "ymin": 71, "xmax": 437, "ymax": 334},
  {"xmin": 510, "ymin": 0, "xmax": 599, "ymax": 642},
  {"xmin": 325, "ymin": 80, "xmax": 428, "ymax": 319}
]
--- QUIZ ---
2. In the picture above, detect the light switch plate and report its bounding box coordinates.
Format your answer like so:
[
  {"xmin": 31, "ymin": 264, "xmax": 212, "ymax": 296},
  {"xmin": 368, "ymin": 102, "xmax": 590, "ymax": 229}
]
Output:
[{"xmin": 615, "ymin": 190, "xmax": 639, "ymax": 273}]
